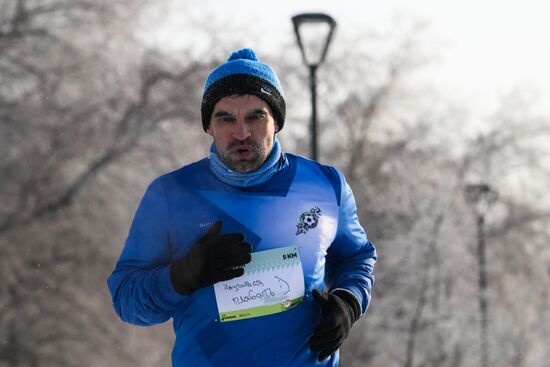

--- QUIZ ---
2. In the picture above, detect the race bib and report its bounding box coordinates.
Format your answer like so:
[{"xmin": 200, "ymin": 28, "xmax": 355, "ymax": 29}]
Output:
[{"xmin": 214, "ymin": 246, "xmax": 305, "ymax": 322}]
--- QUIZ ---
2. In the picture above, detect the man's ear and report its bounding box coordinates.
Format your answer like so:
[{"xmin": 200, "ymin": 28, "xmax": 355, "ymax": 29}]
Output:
[{"xmin": 206, "ymin": 125, "xmax": 213, "ymax": 136}]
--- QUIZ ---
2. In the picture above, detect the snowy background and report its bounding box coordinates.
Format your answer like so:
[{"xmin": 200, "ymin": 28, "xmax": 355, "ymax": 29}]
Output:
[{"xmin": 1, "ymin": 0, "xmax": 549, "ymax": 366}]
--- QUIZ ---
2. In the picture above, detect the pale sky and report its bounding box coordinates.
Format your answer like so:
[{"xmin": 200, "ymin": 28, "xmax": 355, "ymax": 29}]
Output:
[{"xmin": 143, "ymin": 0, "xmax": 550, "ymax": 119}]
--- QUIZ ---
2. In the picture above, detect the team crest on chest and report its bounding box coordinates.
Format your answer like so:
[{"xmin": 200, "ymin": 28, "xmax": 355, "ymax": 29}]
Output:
[{"xmin": 296, "ymin": 207, "xmax": 322, "ymax": 235}]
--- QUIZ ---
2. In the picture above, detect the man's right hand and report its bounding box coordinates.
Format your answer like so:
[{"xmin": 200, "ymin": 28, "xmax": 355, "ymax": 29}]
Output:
[{"xmin": 170, "ymin": 220, "xmax": 252, "ymax": 295}]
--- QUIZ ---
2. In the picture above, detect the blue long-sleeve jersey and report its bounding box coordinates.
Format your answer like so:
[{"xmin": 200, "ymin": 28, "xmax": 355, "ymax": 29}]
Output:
[{"xmin": 107, "ymin": 153, "xmax": 376, "ymax": 366}]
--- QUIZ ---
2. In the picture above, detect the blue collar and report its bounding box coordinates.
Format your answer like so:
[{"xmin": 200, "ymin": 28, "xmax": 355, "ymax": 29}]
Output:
[{"xmin": 209, "ymin": 137, "xmax": 284, "ymax": 187}]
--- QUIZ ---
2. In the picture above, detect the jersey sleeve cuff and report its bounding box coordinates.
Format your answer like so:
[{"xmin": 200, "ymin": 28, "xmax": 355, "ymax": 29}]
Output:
[
  {"xmin": 330, "ymin": 287, "xmax": 364, "ymax": 318},
  {"xmin": 152, "ymin": 266, "xmax": 187, "ymax": 308}
]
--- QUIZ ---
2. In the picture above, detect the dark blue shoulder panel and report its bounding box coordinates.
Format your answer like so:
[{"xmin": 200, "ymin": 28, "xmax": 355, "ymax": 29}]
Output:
[
  {"xmin": 319, "ymin": 164, "xmax": 342, "ymax": 206},
  {"xmin": 286, "ymin": 154, "xmax": 342, "ymax": 206}
]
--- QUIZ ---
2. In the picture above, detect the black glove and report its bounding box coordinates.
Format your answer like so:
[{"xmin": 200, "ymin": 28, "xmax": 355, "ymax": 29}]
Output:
[
  {"xmin": 170, "ymin": 220, "xmax": 252, "ymax": 295},
  {"xmin": 309, "ymin": 289, "xmax": 361, "ymax": 361}
]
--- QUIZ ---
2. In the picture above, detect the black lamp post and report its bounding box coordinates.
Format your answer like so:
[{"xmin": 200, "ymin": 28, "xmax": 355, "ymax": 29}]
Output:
[
  {"xmin": 292, "ymin": 13, "xmax": 337, "ymax": 161},
  {"xmin": 464, "ymin": 183, "xmax": 498, "ymax": 367}
]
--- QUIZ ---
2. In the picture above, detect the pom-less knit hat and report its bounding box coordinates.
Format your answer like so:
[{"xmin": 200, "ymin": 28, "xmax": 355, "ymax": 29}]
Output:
[{"xmin": 201, "ymin": 48, "xmax": 286, "ymax": 132}]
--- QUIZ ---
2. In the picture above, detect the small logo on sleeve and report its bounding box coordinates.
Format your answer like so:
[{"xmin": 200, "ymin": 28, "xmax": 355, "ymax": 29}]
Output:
[{"xmin": 296, "ymin": 207, "xmax": 322, "ymax": 235}]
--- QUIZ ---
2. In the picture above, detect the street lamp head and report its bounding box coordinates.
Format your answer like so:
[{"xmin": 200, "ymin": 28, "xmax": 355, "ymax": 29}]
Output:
[
  {"xmin": 464, "ymin": 183, "xmax": 498, "ymax": 216},
  {"xmin": 292, "ymin": 13, "xmax": 337, "ymax": 67}
]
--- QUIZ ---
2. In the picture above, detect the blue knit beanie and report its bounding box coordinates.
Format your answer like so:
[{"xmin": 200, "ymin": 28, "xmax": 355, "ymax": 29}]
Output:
[{"xmin": 201, "ymin": 48, "xmax": 286, "ymax": 132}]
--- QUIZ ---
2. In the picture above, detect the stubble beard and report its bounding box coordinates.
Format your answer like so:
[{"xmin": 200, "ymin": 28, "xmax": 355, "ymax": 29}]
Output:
[{"xmin": 220, "ymin": 139, "xmax": 268, "ymax": 173}]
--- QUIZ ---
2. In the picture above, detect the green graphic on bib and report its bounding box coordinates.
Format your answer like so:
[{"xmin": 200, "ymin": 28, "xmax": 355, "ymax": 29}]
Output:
[{"xmin": 214, "ymin": 246, "xmax": 305, "ymax": 322}]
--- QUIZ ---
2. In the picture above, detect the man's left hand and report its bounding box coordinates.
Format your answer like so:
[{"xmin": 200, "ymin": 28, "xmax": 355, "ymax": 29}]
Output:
[{"xmin": 309, "ymin": 289, "xmax": 360, "ymax": 361}]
